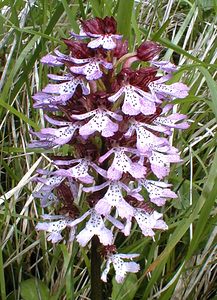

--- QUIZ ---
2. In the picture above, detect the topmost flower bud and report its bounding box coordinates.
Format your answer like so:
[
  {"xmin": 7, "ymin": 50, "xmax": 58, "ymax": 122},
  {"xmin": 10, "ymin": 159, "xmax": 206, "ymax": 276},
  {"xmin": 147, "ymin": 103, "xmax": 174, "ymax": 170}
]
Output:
[
  {"xmin": 137, "ymin": 41, "xmax": 162, "ymax": 61},
  {"xmin": 81, "ymin": 16, "xmax": 117, "ymax": 35}
]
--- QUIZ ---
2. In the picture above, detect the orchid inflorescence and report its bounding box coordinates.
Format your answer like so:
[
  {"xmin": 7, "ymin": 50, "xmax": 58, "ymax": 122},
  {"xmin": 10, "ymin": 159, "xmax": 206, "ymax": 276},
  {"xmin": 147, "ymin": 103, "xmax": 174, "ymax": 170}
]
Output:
[{"xmin": 30, "ymin": 16, "xmax": 189, "ymax": 283}]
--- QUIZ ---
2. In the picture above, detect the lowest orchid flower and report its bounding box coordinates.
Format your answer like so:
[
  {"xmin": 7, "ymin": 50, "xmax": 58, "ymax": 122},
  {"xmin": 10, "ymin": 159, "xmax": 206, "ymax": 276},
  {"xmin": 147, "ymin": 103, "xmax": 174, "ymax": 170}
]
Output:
[{"xmin": 30, "ymin": 16, "xmax": 189, "ymax": 285}]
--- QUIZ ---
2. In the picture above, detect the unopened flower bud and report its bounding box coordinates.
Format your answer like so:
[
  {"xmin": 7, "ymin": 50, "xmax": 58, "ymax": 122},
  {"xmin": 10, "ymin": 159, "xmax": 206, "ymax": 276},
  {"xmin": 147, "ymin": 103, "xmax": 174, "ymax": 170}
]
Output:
[{"xmin": 137, "ymin": 41, "xmax": 162, "ymax": 61}]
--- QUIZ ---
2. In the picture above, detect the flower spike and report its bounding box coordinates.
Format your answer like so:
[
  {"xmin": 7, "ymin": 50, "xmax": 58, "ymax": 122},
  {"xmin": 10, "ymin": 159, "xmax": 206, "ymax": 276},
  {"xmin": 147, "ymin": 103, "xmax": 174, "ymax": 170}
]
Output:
[{"xmin": 31, "ymin": 16, "xmax": 190, "ymax": 286}]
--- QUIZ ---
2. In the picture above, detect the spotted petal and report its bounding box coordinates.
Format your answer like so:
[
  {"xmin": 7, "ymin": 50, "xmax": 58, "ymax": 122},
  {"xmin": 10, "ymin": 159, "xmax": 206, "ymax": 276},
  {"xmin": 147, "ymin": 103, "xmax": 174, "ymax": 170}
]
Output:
[
  {"xmin": 134, "ymin": 209, "xmax": 168, "ymax": 237},
  {"xmin": 88, "ymin": 34, "xmax": 122, "ymax": 50},
  {"xmin": 70, "ymin": 59, "xmax": 112, "ymax": 80},
  {"xmin": 109, "ymin": 85, "xmax": 158, "ymax": 115},
  {"xmin": 106, "ymin": 148, "xmax": 146, "ymax": 180},
  {"xmin": 76, "ymin": 210, "xmax": 113, "ymax": 246},
  {"xmin": 139, "ymin": 179, "xmax": 177, "ymax": 206},
  {"xmin": 32, "ymin": 92, "xmax": 72, "ymax": 110},
  {"xmin": 154, "ymin": 113, "xmax": 189, "ymax": 133},
  {"xmin": 43, "ymin": 77, "xmax": 89, "ymax": 96},
  {"xmin": 150, "ymin": 60, "xmax": 178, "ymax": 73},
  {"xmin": 72, "ymin": 109, "xmax": 121, "ymax": 138},
  {"xmin": 36, "ymin": 218, "xmax": 70, "ymax": 243},
  {"xmin": 95, "ymin": 181, "xmax": 134, "ymax": 219},
  {"xmin": 128, "ymin": 123, "xmax": 168, "ymax": 154},
  {"xmin": 149, "ymin": 150, "xmax": 182, "ymax": 179},
  {"xmin": 40, "ymin": 54, "xmax": 64, "ymax": 66},
  {"xmin": 101, "ymin": 253, "xmax": 140, "ymax": 283},
  {"xmin": 54, "ymin": 159, "xmax": 94, "ymax": 184},
  {"xmin": 149, "ymin": 81, "xmax": 190, "ymax": 99}
]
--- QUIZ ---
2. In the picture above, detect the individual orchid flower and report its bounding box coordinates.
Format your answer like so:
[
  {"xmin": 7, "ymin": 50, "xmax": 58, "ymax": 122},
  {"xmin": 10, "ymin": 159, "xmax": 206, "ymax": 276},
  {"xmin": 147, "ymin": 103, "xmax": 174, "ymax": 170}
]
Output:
[
  {"xmin": 150, "ymin": 60, "xmax": 178, "ymax": 73},
  {"xmin": 99, "ymin": 147, "xmax": 146, "ymax": 180},
  {"xmin": 87, "ymin": 34, "xmax": 122, "ymax": 50},
  {"xmin": 153, "ymin": 112, "xmax": 189, "ymax": 135},
  {"xmin": 137, "ymin": 179, "xmax": 177, "ymax": 206},
  {"xmin": 125, "ymin": 121, "xmax": 168, "ymax": 154},
  {"xmin": 40, "ymin": 49, "xmax": 76, "ymax": 66},
  {"xmin": 71, "ymin": 24, "xmax": 122, "ymax": 50},
  {"xmin": 68, "ymin": 209, "xmax": 124, "ymax": 247},
  {"xmin": 148, "ymin": 146, "xmax": 182, "ymax": 179},
  {"xmin": 134, "ymin": 209, "xmax": 168, "ymax": 237},
  {"xmin": 132, "ymin": 104, "xmax": 188, "ymax": 136},
  {"xmin": 108, "ymin": 84, "xmax": 161, "ymax": 116},
  {"xmin": 33, "ymin": 169, "xmax": 78, "ymax": 207},
  {"xmin": 77, "ymin": 16, "xmax": 122, "ymax": 50},
  {"xmin": 101, "ymin": 253, "xmax": 140, "ymax": 283},
  {"xmin": 83, "ymin": 181, "xmax": 134, "ymax": 219},
  {"xmin": 123, "ymin": 209, "xmax": 168, "ymax": 238},
  {"xmin": 32, "ymin": 170, "xmax": 70, "ymax": 201},
  {"xmin": 33, "ymin": 186, "xmax": 59, "ymax": 208},
  {"xmin": 32, "ymin": 92, "xmax": 72, "ymax": 111},
  {"xmin": 36, "ymin": 214, "xmax": 73, "ymax": 243},
  {"xmin": 53, "ymin": 158, "xmax": 107, "ymax": 184},
  {"xmin": 43, "ymin": 73, "xmax": 90, "ymax": 97},
  {"xmin": 69, "ymin": 57, "xmax": 113, "ymax": 80},
  {"xmin": 71, "ymin": 108, "xmax": 122, "ymax": 137},
  {"xmin": 29, "ymin": 117, "xmax": 81, "ymax": 149},
  {"xmin": 148, "ymin": 79, "xmax": 190, "ymax": 99},
  {"xmin": 41, "ymin": 49, "xmax": 110, "ymax": 83}
]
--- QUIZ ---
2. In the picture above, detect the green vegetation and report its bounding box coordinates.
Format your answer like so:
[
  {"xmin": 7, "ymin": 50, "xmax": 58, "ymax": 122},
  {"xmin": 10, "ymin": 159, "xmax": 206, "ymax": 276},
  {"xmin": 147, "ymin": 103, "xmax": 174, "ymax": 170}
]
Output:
[{"xmin": 0, "ymin": 0, "xmax": 216, "ymax": 299}]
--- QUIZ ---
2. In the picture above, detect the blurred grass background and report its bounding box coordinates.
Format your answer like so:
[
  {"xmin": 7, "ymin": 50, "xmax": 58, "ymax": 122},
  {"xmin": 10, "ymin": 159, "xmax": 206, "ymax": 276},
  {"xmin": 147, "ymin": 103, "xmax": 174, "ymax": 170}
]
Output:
[{"xmin": 0, "ymin": 0, "xmax": 216, "ymax": 299}]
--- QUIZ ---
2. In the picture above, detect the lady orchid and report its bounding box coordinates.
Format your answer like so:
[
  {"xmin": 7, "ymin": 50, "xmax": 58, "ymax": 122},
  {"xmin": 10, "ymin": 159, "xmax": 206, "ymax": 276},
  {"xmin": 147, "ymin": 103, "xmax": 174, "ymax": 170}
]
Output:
[{"xmin": 30, "ymin": 16, "xmax": 189, "ymax": 286}]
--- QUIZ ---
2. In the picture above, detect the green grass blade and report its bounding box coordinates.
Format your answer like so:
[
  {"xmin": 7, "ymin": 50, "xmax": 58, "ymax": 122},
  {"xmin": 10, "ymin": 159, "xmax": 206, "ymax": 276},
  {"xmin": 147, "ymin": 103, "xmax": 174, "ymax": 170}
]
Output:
[
  {"xmin": 89, "ymin": 0, "xmax": 102, "ymax": 17},
  {"xmin": 117, "ymin": 0, "xmax": 135, "ymax": 40},
  {"xmin": 60, "ymin": 0, "xmax": 79, "ymax": 31},
  {"xmin": 78, "ymin": 0, "xmax": 86, "ymax": 19},
  {"xmin": 0, "ymin": 247, "xmax": 6, "ymax": 300},
  {"xmin": 1, "ymin": 35, "xmax": 39, "ymax": 101},
  {"xmin": 197, "ymin": 66, "xmax": 217, "ymax": 120},
  {"xmin": 0, "ymin": 2, "xmax": 65, "ymax": 121},
  {"xmin": 0, "ymin": 98, "xmax": 39, "ymax": 129},
  {"xmin": 164, "ymin": 2, "xmax": 196, "ymax": 59},
  {"xmin": 185, "ymin": 149, "xmax": 217, "ymax": 260}
]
